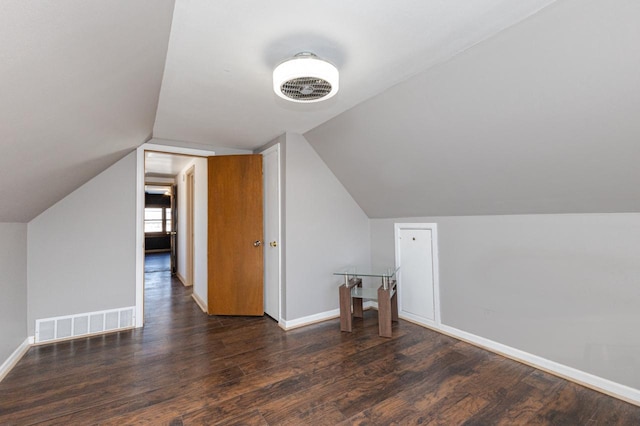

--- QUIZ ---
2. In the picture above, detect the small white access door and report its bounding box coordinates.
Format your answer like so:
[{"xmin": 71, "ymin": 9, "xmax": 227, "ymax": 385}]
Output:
[
  {"xmin": 262, "ymin": 144, "xmax": 281, "ymax": 321},
  {"xmin": 395, "ymin": 223, "xmax": 440, "ymax": 327}
]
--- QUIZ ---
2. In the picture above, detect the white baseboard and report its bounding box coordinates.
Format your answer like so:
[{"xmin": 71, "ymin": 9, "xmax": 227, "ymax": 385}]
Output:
[
  {"xmin": 191, "ymin": 292, "xmax": 207, "ymax": 313},
  {"xmin": 436, "ymin": 323, "xmax": 640, "ymax": 407},
  {"xmin": 280, "ymin": 308, "xmax": 340, "ymax": 330},
  {"xmin": 176, "ymin": 273, "xmax": 191, "ymax": 287},
  {"xmin": 280, "ymin": 302, "xmax": 376, "ymax": 330},
  {"xmin": 399, "ymin": 312, "xmax": 437, "ymax": 328},
  {"xmin": 0, "ymin": 338, "xmax": 31, "ymax": 382}
]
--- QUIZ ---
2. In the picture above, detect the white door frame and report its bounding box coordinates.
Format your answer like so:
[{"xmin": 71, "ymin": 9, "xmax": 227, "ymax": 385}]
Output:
[
  {"xmin": 135, "ymin": 142, "xmax": 217, "ymax": 328},
  {"xmin": 260, "ymin": 143, "xmax": 282, "ymax": 324},
  {"xmin": 394, "ymin": 223, "xmax": 441, "ymax": 327},
  {"xmin": 184, "ymin": 165, "xmax": 195, "ymax": 286}
]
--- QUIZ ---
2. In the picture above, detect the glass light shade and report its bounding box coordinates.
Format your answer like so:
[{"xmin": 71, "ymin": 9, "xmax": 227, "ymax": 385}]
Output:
[{"xmin": 273, "ymin": 54, "xmax": 339, "ymax": 102}]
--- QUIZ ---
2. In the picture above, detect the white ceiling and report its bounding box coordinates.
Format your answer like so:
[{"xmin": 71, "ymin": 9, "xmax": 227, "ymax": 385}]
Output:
[
  {"xmin": 153, "ymin": 0, "xmax": 556, "ymax": 149},
  {"xmin": 145, "ymin": 152, "xmax": 194, "ymax": 178},
  {"xmin": 6, "ymin": 0, "xmax": 597, "ymax": 222}
]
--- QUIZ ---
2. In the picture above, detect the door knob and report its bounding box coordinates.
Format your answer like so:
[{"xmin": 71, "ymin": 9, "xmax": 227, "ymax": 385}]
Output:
[
  {"xmin": 253, "ymin": 240, "xmax": 262, "ymax": 247},
  {"xmin": 270, "ymin": 241, "xmax": 277, "ymax": 247}
]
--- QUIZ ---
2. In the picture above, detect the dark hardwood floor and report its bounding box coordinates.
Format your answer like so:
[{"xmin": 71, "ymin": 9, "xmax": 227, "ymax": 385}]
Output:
[{"xmin": 1, "ymin": 255, "xmax": 640, "ymax": 425}]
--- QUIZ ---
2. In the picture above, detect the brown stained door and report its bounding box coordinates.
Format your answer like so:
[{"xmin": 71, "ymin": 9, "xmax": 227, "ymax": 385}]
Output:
[{"xmin": 207, "ymin": 155, "xmax": 264, "ymax": 316}]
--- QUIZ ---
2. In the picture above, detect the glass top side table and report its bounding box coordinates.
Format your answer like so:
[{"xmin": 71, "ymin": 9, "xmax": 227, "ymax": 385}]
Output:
[
  {"xmin": 334, "ymin": 267, "xmax": 399, "ymax": 337},
  {"xmin": 334, "ymin": 267, "xmax": 398, "ymax": 288}
]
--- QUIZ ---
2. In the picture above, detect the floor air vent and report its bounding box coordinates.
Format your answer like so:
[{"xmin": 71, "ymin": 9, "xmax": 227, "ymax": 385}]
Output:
[{"xmin": 35, "ymin": 307, "xmax": 135, "ymax": 344}]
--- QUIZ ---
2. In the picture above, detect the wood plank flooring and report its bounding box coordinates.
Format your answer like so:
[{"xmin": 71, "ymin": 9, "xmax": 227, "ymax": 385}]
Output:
[{"xmin": 1, "ymin": 256, "xmax": 640, "ymax": 425}]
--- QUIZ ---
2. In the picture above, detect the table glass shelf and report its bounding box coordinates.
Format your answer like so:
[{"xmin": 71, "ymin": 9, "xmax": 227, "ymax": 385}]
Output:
[
  {"xmin": 333, "ymin": 267, "xmax": 399, "ymax": 279},
  {"xmin": 334, "ymin": 267, "xmax": 398, "ymax": 291}
]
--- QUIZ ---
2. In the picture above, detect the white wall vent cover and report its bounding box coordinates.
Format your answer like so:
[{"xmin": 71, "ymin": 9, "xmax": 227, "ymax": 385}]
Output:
[{"xmin": 35, "ymin": 307, "xmax": 135, "ymax": 344}]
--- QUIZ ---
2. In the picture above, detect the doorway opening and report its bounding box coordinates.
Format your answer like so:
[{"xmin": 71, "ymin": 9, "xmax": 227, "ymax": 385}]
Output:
[
  {"xmin": 144, "ymin": 183, "xmax": 174, "ymax": 270},
  {"xmin": 145, "ymin": 152, "xmax": 199, "ymax": 285},
  {"xmin": 137, "ymin": 145, "xmax": 216, "ymax": 326},
  {"xmin": 135, "ymin": 142, "xmax": 282, "ymax": 328},
  {"xmin": 143, "ymin": 183, "xmax": 174, "ymax": 302}
]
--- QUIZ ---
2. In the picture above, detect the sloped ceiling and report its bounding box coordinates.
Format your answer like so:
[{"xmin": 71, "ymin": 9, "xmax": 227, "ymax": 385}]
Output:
[
  {"xmin": 305, "ymin": 0, "xmax": 640, "ymax": 218},
  {"xmin": 153, "ymin": 0, "xmax": 556, "ymax": 149},
  {"xmin": 0, "ymin": 0, "xmax": 175, "ymax": 222},
  {"xmin": 4, "ymin": 0, "xmax": 583, "ymax": 222}
]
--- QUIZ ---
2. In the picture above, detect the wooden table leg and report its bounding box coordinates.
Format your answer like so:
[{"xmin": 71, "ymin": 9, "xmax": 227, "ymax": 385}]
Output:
[
  {"xmin": 353, "ymin": 297, "xmax": 363, "ymax": 318},
  {"xmin": 352, "ymin": 279, "xmax": 363, "ymax": 318},
  {"xmin": 377, "ymin": 285, "xmax": 392, "ymax": 338},
  {"xmin": 391, "ymin": 280, "xmax": 398, "ymax": 323},
  {"xmin": 339, "ymin": 284, "xmax": 352, "ymax": 332}
]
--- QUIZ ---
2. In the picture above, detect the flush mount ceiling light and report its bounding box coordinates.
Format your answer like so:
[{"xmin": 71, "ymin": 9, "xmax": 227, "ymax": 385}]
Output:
[{"xmin": 273, "ymin": 52, "xmax": 339, "ymax": 103}]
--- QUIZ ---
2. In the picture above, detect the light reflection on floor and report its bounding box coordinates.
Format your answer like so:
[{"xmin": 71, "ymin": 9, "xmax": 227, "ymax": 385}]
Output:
[
  {"xmin": 144, "ymin": 252, "xmax": 189, "ymax": 325},
  {"xmin": 144, "ymin": 252, "xmax": 171, "ymax": 273}
]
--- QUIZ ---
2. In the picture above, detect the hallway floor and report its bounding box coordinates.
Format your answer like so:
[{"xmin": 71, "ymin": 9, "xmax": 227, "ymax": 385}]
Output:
[{"xmin": 144, "ymin": 251, "xmax": 171, "ymax": 273}]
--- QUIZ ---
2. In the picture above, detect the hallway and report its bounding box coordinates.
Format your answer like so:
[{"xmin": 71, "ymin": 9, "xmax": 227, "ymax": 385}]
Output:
[{"xmin": 144, "ymin": 252, "xmax": 178, "ymax": 315}]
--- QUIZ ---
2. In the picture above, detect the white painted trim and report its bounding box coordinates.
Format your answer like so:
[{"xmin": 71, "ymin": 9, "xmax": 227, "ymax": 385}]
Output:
[
  {"xmin": 176, "ymin": 272, "xmax": 190, "ymax": 287},
  {"xmin": 191, "ymin": 292, "xmax": 208, "ymax": 313},
  {"xmin": 0, "ymin": 338, "xmax": 31, "ymax": 382},
  {"xmin": 399, "ymin": 312, "xmax": 438, "ymax": 329},
  {"xmin": 142, "ymin": 143, "xmax": 217, "ymax": 158},
  {"xmin": 425, "ymin": 323, "xmax": 640, "ymax": 407},
  {"xmin": 394, "ymin": 222, "xmax": 442, "ymax": 326},
  {"xmin": 280, "ymin": 309, "xmax": 340, "ymax": 330},
  {"xmin": 136, "ymin": 147, "xmax": 145, "ymax": 327},
  {"xmin": 135, "ymin": 143, "xmax": 217, "ymax": 329},
  {"xmin": 260, "ymin": 143, "xmax": 283, "ymax": 324},
  {"xmin": 280, "ymin": 302, "xmax": 376, "ymax": 330}
]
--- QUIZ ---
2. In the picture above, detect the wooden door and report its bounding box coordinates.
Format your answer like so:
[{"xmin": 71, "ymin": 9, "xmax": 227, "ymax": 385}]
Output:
[{"xmin": 208, "ymin": 155, "xmax": 264, "ymax": 316}]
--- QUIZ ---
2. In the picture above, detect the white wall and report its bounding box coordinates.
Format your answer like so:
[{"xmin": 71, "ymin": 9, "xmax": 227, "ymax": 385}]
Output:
[
  {"xmin": 371, "ymin": 213, "xmax": 640, "ymax": 390},
  {"xmin": 28, "ymin": 152, "xmax": 137, "ymax": 335},
  {"xmin": 175, "ymin": 157, "xmax": 208, "ymax": 307},
  {"xmin": 284, "ymin": 133, "xmax": 370, "ymax": 321},
  {"xmin": 0, "ymin": 223, "xmax": 27, "ymax": 364}
]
